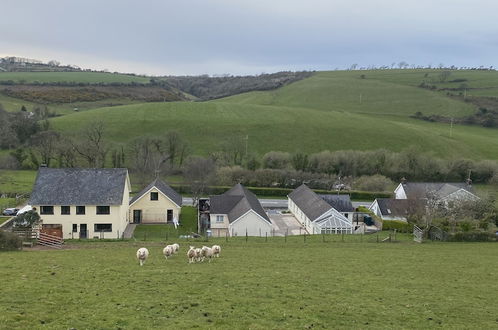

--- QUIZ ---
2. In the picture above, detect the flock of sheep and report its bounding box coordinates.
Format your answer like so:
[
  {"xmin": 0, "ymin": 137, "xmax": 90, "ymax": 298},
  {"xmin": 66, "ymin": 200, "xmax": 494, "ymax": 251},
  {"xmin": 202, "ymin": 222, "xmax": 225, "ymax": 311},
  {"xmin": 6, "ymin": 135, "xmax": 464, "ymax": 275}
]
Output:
[{"xmin": 136, "ymin": 244, "xmax": 221, "ymax": 266}]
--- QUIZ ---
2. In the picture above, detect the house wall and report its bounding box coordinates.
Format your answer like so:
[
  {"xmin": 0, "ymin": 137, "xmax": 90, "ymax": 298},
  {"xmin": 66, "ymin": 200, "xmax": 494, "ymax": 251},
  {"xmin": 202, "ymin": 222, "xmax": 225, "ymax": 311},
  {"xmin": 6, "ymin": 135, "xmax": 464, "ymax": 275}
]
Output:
[
  {"xmin": 209, "ymin": 213, "xmax": 229, "ymax": 237},
  {"xmin": 35, "ymin": 204, "xmax": 127, "ymax": 239},
  {"xmin": 129, "ymin": 187, "xmax": 181, "ymax": 223},
  {"xmin": 394, "ymin": 184, "xmax": 407, "ymax": 199},
  {"xmin": 230, "ymin": 211, "xmax": 272, "ymax": 236},
  {"xmin": 288, "ymin": 198, "xmax": 313, "ymax": 234}
]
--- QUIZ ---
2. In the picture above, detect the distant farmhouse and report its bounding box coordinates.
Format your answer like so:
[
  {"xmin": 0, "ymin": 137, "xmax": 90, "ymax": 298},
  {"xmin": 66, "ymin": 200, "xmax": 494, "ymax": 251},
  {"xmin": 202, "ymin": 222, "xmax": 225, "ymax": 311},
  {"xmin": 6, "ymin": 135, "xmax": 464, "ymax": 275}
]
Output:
[
  {"xmin": 200, "ymin": 184, "xmax": 273, "ymax": 237},
  {"xmin": 30, "ymin": 168, "xmax": 131, "ymax": 239},
  {"xmin": 129, "ymin": 178, "xmax": 182, "ymax": 224},
  {"xmin": 370, "ymin": 180, "xmax": 479, "ymax": 221},
  {"xmin": 288, "ymin": 184, "xmax": 354, "ymax": 234},
  {"xmin": 29, "ymin": 167, "xmax": 182, "ymax": 239}
]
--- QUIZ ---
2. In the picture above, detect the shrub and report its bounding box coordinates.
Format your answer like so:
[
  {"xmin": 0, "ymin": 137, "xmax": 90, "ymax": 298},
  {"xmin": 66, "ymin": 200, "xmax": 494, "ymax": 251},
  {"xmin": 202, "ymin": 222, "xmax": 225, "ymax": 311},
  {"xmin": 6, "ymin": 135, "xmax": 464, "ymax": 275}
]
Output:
[
  {"xmin": 354, "ymin": 175, "xmax": 393, "ymax": 192},
  {"xmin": 448, "ymin": 232, "xmax": 497, "ymax": 242},
  {"xmin": 0, "ymin": 230, "xmax": 22, "ymax": 251},
  {"xmin": 382, "ymin": 220, "xmax": 413, "ymax": 232}
]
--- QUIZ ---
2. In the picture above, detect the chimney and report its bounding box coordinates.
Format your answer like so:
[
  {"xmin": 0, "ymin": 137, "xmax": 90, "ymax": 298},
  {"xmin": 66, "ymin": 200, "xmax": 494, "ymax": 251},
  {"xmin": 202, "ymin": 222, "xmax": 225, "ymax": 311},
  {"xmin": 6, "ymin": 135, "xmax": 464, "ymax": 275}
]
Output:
[
  {"xmin": 400, "ymin": 177, "xmax": 407, "ymax": 184},
  {"xmin": 40, "ymin": 164, "xmax": 47, "ymax": 168},
  {"xmin": 466, "ymin": 178, "xmax": 472, "ymax": 186}
]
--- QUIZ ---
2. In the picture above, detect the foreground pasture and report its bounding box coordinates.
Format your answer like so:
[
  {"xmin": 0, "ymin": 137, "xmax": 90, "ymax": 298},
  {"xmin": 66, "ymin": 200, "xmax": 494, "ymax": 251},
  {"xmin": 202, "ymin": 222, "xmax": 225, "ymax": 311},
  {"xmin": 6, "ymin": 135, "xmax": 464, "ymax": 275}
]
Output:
[{"xmin": 0, "ymin": 237, "xmax": 497, "ymax": 329}]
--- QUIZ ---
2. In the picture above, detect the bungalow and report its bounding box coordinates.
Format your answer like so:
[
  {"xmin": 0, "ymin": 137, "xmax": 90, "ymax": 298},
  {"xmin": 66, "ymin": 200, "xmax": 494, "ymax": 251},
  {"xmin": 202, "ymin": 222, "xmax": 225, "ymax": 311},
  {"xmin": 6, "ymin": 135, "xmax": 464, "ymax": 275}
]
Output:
[
  {"xmin": 208, "ymin": 184, "xmax": 272, "ymax": 237},
  {"xmin": 128, "ymin": 179, "xmax": 182, "ymax": 224},
  {"xmin": 394, "ymin": 181, "xmax": 479, "ymax": 202},
  {"xmin": 288, "ymin": 184, "xmax": 353, "ymax": 234},
  {"xmin": 319, "ymin": 194, "xmax": 355, "ymax": 222},
  {"xmin": 369, "ymin": 198, "xmax": 424, "ymax": 222},
  {"xmin": 29, "ymin": 167, "xmax": 131, "ymax": 239}
]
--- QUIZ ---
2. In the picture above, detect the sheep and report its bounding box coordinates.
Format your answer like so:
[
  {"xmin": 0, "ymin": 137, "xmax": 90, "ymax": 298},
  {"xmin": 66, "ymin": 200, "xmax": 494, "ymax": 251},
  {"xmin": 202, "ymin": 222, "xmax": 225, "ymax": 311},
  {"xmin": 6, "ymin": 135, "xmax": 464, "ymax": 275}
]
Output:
[
  {"xmin": 212, "ymin": 245, "xmax": 221, "ymax": 258},
  {"xmin": 194, "ymin": 247, "xmax": 203, "ymax": 262},
  {"xmin": 163, "ymin": 245, "xmax": 174, "ymax": 259},
  {"xmin": 136, "ymin": 247, "xmax": 149, "ymax": 266},
  {"xmin": 187, "ymin": 246, "xmax": 196, "ymax": 263},
  {"xmin": 201, "ymin": 246, "xmax": 214, "ymax": 263},
  {"xmin": 172, "ymin": 243, "xmax": 180, "ymax": 254}
]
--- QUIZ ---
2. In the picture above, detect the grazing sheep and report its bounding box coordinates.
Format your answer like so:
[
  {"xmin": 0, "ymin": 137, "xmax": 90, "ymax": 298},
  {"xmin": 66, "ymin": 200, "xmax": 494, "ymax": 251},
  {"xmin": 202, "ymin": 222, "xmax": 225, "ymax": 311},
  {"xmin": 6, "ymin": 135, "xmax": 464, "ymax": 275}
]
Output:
[
  {"xmin": 136, "ymin": 247, "xmax": 149, "ymax": 266},
  {"xmin": 212, "ymin": 245, "xmax": 221, "ymax": 258},
  {"xmin": 194, "ymin": 248, "xmax": 203, "ymax": 262},
  {"xmin": 201, "ymin": 246, "xmax": 214, "ymax": 263},
  {"xmin": 163, "ymin": 245, "xmax": 174, "ymax": 259},
  {"xmin": 172, "ymin": 243, "xmax": 180, "ymax": 254},
  {"xmin": 187, "ymin": 246, "xmax": 196, "ymax": 263}
]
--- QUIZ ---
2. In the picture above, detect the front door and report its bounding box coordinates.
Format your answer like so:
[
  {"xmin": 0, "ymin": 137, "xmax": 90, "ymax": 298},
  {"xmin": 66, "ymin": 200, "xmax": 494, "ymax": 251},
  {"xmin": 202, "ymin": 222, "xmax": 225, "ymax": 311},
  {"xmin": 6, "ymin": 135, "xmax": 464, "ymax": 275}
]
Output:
[
  {"xmin": 167, "ymin": 210, "xmax": 173, "ymax": 223},
  {"xmin": 80, "ymin": 224, "xmax": 87, "ymax": 239},
  {"xmin": 133, "ymin": 210, "xmax": 142, "ymax": 224}
]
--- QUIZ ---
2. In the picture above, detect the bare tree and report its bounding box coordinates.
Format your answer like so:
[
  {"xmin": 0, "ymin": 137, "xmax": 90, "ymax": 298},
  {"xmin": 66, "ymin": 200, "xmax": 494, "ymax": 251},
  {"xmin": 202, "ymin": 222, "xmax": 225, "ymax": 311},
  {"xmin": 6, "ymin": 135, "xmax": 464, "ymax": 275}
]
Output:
[
  {"xmin": 72, "ymin": 122, "xmax": 108, "ymax": 167},
  {"xmin": 128, "ymin": 136, "xmax": 171, "ymax": 184},
  {"xmin": 31, "ymin": 130, "xmax": 60, "ymax": 167},
  {"xmin": 184, "ymin": 156, "xmax": 216, "ymax": 206}
]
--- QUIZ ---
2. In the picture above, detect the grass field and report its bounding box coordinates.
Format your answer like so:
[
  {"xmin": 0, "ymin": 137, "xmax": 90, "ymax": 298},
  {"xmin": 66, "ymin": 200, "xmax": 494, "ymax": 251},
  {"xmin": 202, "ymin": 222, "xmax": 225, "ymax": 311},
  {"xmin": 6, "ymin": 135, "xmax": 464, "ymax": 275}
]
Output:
[
  {"xmin": 46, "ymin": 70, "xmax": 498, "ymax": 159},
  {"xmin": 0, "ymin": 170, "xmax": 37, "ymax": 194},
  {"xmin": 1, "ymin": 237, "xmax": 497, "ymax": 329},
  {"xmin": 0, "ymin": 72, "xmax": 150, "ymax": 84}
]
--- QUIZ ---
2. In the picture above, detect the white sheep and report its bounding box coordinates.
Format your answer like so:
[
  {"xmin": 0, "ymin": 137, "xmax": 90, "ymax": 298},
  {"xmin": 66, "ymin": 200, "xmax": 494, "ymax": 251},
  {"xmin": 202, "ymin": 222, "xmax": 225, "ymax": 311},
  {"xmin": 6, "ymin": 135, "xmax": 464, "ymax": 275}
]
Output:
[
  {"xmin": 201, "ymin": 246, "xmax": 214, "ymax": 263},
  {"xmin": 212, "ymin": 245, "xmax": 221, "ymax": 258},
  {"xmin": 194, "ymin": 247, "xmax": 203, "ymax": 262},
  {"xmin": 163, "ymin": 245, "xmax": 174, "ymax": 259},
  {"xmin": 187, "ymin": 246, "xmax": 196, "ymax": 263},
  {"xmin": 172, "ymin": 243, "xmax": 180, "ymax": 254},
  {"xmin": 136, "ymin": 247, "xmax": 149, "ymax": 266}
]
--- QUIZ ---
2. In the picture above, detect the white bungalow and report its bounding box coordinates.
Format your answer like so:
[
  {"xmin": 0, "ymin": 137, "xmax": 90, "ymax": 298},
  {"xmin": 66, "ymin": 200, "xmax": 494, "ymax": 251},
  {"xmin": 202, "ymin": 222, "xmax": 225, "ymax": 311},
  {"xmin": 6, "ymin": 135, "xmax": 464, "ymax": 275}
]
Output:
[{"xmin": 288, "ymin": 184, "xmax": 353, "ymax": 234}]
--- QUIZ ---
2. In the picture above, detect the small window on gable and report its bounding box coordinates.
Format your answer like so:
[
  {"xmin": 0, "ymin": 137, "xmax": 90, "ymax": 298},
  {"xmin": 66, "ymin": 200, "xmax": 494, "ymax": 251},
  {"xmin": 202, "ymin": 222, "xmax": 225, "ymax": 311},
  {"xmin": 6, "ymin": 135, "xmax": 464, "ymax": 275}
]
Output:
[
  {"xmin": 150, "ymin": 192, "xmax": 159, "ymax": 201},
  {"xmin": 216, "ymin": 215, "xmax": 224, "ymax": 223}
]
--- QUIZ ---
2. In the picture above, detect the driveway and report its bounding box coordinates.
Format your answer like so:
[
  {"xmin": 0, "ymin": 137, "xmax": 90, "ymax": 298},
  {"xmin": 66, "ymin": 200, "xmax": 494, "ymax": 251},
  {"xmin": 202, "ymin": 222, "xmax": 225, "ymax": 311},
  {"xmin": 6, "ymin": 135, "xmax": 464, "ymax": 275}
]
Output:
[{"xmin": 269, "ymin": 213, "xmax": 305, "ymax": 236}]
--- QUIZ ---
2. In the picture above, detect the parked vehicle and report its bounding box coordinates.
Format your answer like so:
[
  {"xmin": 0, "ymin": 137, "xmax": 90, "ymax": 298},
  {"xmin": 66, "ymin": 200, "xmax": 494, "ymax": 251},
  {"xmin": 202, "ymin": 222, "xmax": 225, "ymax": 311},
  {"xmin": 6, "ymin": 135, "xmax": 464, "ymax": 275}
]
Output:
[{"xmin": 2, "ymin": 208, "xmax": 19, "ymax": 216}]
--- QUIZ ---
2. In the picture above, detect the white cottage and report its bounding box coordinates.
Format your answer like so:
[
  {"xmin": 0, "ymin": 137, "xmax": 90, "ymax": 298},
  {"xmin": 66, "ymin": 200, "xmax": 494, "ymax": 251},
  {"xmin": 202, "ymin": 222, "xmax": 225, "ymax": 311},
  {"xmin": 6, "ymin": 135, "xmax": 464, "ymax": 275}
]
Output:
[{"xmin": 288, "ymin": 184, "xmax": 353, "ymax": 234}]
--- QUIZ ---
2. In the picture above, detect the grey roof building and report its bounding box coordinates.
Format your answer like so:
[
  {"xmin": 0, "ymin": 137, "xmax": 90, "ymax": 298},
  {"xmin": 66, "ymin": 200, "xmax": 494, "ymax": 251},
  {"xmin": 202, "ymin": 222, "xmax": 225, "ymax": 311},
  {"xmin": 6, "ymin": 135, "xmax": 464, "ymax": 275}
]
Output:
[
  {"xmin": 395, "ymin": 182, "xmax": 476, "ymax": 200},
  {"xmin": 210, "ymin": 184, "xmax": 270, "ymax": 223},
  {"xmin": 29, "ymin": 167, "xmax": 129, "ymax": 205},
  {"xmin": 319, "ymin": 194, "xmax": 355, "ymax": 213},
  {"xmin": 129, "ymin": 178, "xmax": 182, "ymax": 207},
  {"xmin": 288, "ymin": 184, "xmax": 332, "ymax": 221}
]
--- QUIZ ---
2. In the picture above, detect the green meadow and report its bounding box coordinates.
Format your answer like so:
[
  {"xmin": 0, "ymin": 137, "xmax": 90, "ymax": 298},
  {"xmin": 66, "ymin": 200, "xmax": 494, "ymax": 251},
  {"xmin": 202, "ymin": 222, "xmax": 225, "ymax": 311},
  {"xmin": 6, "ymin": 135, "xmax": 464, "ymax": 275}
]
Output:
[{"xmin": 0, "ymin": 237, "xmax": 497, "ymax": 329}]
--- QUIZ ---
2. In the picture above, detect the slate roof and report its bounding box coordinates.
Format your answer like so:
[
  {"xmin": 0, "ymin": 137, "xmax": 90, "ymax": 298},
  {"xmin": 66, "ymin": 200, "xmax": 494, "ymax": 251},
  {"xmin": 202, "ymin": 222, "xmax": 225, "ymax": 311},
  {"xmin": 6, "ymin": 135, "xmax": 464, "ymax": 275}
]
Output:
[
  {"xmin": 209, "ymin": 184, "xmax": 270, "ymax": 224},
  {"xmin": 288, "ymin": 184, "xmax": 332, "ymax": 221},
  {"xmin": 375, "ymin": 198, "xmax": 424, "ymax": 217},
  {"xmin": 130, "ymin": 178, "xmax": 182, "ymax": 207},
  {"xmin": 400, "ymin": 182, "xmax": 474, "ymax": 199},
  {"xmin": 29, "ymin": 168, "xmax": 128, "ymax": 205},
  {"xmin": 319, "ymin": 194, "xmax": 355, "ymax": 212}
]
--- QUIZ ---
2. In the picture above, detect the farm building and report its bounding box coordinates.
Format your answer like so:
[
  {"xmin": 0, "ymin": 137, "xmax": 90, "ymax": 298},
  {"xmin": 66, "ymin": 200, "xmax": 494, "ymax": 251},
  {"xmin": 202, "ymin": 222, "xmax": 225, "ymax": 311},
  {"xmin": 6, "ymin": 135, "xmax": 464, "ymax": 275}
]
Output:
[
  {"xmin": 206, "ymin": 184, "xmax": 273, "ymax": 237},
  {"xmin": 394, "ymin": 181, "xmax": 479, "ymax": 202},
  {"xmin": 128, "ymin": 179, "xmax": 182, "ymax": 224},
  {"xmin": 288, "ymin": 184, "xmax": 353, "ymax": 234},
  {"xmin": 29, "ymin": 167, "xmax": 131, "ymax": 239}
]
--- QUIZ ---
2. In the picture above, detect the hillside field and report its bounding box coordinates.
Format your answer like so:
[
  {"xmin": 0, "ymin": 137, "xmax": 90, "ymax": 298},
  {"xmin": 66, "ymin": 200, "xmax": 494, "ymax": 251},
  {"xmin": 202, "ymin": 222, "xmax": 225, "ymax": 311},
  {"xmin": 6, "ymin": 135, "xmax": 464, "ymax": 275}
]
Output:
[
  {"xmin": 47, "ymin": 70, "xmax": 498, "ymax": 159},
  {"xmin": 0, "ymin": 71, "xmax": 150, "ymax": 84},
  {"xmin": 1, "ymin": 237, "xmax": 497, "ymax": 329}
]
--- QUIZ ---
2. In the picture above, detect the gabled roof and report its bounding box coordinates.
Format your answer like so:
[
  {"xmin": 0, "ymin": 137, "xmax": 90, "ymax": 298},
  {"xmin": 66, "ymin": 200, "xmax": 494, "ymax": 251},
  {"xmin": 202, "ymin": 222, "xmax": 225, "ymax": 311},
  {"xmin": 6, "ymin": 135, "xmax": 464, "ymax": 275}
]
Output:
[
  {"xmin": 130, "ymin": 178, "xmax": 182, "ymax": 207},
  {"xmin": 375, "ymin": 198, "xmax": 424, "ymax": 217},
  {"xmin": 29, "ymin": 168, "xmax": 129, "ymax": 206},
  {"xmin": 210, "ymin": 184, "xmax": 270, "ymax": 224},
  {"xmin": 319, "ymin": 194, "xmax": 355, "ymax": 212},
  {"xmin": 288, "ymin": 184, "xmax": 332, "ymax": 221},
  {"xmin": 399, "ymin": 182, "xmax": 474, "ymax": 199}
]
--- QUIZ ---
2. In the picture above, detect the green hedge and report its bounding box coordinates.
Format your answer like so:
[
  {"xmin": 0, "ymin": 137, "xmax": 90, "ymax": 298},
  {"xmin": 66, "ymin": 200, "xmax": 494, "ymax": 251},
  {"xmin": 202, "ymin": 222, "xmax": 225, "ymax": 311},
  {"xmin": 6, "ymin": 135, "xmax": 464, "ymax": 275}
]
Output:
[
  {"xmin": 382, "ymin": 220, "xmax": 413, "ymax": 232},
  {"xmin": 448, "ymin": 232, "xmax": 497, "ymax": 242},
  {"xmin": 0, "ymin": 230, "xmax": 22, "ymax": 251},
  {"xmin": 168, "ymin": 184, "xmax": 391, "ymax": 200}
]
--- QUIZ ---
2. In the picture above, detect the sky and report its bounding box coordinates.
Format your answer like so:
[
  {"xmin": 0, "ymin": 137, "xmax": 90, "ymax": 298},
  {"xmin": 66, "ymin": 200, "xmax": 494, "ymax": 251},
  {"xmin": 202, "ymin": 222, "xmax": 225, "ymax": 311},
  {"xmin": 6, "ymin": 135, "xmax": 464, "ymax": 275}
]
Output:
[{"xmin": 1, "ymin": 0, "xmax": 497, "ymax": 76}]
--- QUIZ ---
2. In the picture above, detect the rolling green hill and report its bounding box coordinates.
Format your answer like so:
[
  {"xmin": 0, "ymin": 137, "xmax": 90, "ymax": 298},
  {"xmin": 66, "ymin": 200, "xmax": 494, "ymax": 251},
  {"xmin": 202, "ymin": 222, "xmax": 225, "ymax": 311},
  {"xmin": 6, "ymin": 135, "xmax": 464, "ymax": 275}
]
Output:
[
  {"xmin": 50, "ymin": 70, "xmax": 498, "ymax": 159},
  {"xmin": 0, "ymin": 71, "xmax": 150, "ymax": 84}
]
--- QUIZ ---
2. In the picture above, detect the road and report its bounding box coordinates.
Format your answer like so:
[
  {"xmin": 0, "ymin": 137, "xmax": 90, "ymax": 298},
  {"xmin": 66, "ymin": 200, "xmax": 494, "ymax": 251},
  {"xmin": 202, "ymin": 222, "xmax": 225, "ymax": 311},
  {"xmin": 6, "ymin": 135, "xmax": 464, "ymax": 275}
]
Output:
[{"xmin": 182, "ymin": 197, "xmax": 371, "ymax": 209}]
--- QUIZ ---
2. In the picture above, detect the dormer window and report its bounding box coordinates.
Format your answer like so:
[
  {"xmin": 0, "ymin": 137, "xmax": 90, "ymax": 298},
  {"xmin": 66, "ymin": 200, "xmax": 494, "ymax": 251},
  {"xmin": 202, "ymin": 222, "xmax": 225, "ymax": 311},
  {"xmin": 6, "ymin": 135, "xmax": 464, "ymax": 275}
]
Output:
[{"xmin": 150, "ymin": 192, "xmax": 159, "ymax": 201}]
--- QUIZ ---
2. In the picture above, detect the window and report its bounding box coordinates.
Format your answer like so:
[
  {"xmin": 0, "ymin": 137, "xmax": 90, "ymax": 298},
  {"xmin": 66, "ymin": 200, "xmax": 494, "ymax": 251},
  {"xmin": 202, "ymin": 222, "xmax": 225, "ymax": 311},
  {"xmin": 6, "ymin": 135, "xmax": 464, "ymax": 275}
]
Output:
[
  {"xmin": 96, "ymin": 206, "xmax": 110, "ymax": 215},
  {"xmin": 94, "ymin": 224, "xmax": 112, "ymax": 232},
  {"xmin": 216, "ymin": 215, "xmax": 224, "ymax": 223},
  {"xmin": 344, "ymin": 213, "xmax": 349, "ymax": 218},
  {"xmin": 61, "ymin": 206, "xmax": 70, "ymax": 215},
  {"xmin": 150, "ymin": 192, "xmax": 159, "ymax": 201},
  {"xmin": 40, "ymin": 206, "xmax": 54, "ymax": 215},
  {"xmin": 72, "ymin": 224, "xmax": 77, "ymax": 232},
  {"xmin": 76, "ymin": 206, "xmax": 86, "ymax": 215}
]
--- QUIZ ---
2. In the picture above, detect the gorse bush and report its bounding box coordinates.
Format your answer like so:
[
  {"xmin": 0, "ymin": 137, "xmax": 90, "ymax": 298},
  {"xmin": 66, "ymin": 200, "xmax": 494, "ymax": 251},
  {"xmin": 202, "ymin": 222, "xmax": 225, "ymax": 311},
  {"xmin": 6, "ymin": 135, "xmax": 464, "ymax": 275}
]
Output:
[{"xmin": 0, "ymin": 230, "xmax": 22, "ymax": 251}]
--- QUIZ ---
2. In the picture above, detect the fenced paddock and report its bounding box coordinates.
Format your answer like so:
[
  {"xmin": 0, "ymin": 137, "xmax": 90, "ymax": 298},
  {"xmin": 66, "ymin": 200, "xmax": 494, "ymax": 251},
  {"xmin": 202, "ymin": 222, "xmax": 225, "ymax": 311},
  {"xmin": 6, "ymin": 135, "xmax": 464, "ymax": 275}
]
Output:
[{"xmin": 2, "ymin": 236, "xmax": 497, "ymax": 329}]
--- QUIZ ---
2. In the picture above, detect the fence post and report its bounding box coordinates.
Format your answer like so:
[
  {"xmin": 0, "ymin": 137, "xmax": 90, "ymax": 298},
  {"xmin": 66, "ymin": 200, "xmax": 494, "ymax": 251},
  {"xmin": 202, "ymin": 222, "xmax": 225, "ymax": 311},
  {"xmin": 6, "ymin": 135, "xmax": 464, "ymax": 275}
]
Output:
[
  {"xmin": 322, "ymin": 234, "xmax": 325, "ymax": 243},
  {"xmin": 265, "ymin": 232, "xmax": 267, "ymax": 242},
  {"xmin": 225, "ymin": 230, "xmax": 228, "ymax": 242},
  {"xmin": 342, "ymin": 232, "xmax": 344, "ymax": 242},
  {"xmin": 285, "ymin": 229, "xmax": 287, "ymax": 243},
  {"xmin": 246, "ymin": 229, "xmax": 248, "ymax": 242},
  {"xmin": 304, "ymin": 233, "xmax": 306, "ymax": 243},
  {"xmin": 259, "ymin": 228, "xmax": 261, "ymax": 237},
  {"xmin": 377, "ymin": 234, "xmax": 379, "ymax": 243},
  {"xmin": 117, "ymin": 230, "xmax": 119, "ymax": 240}
]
